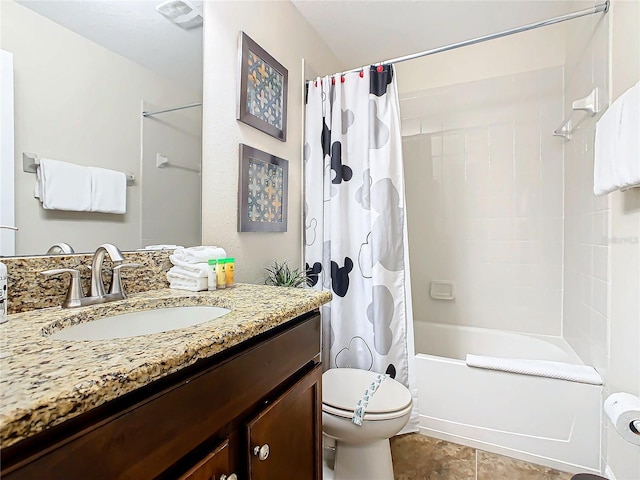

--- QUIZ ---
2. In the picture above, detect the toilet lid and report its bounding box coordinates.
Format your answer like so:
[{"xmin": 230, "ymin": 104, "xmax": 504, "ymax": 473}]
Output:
[{"xmin": 322, "ymin": 368, "xmax": 412, "ymax": 415}]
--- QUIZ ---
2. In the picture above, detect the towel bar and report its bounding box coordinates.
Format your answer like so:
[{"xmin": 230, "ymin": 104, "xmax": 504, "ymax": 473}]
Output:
[
  {"xmin": 22, "ymin": 153, "xmax": 135, "ymax": 186},
  {"xmin": 553, "ymin": 87, "xmax": 601, "ymax": 140}
]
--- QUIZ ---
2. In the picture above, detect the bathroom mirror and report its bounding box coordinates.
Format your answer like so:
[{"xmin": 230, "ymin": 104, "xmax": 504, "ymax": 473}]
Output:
[{"xmin": 0, "ymin": 0, "xmax": 203, "ymax": 256}]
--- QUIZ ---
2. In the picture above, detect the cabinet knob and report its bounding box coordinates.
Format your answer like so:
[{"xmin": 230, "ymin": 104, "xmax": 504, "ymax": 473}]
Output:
[
  {"xmin": 253, "ymin": 444, "xmax": 270, "ymax": 461},
  {"xmin": 219, "ymin": 474, "xmax": 237, "ymax": 480}
]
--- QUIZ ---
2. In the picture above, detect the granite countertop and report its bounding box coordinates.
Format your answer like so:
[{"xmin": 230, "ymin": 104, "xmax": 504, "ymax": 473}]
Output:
[{"xmin": 0, "ymin": 284, "xmax": 332, "ymax": 448}]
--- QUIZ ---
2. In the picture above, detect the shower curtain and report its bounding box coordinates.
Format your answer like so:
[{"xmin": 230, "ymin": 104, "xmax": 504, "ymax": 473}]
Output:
[{"xmin": 304, "ymin": 65, "xmax": 418, "ymax": 431}]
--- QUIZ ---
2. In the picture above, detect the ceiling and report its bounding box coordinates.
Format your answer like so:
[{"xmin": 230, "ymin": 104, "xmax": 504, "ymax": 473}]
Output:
[
  {"xmin": 16, "ymin": 0, "xmax": 203, "ymax": 93},
  {"xmin": 291, "ymin": 0, "xmax": 580, "ymax": 70},
  {"xmin": 16, "ymin": 0, "xmax": 591, "ymax": 91}
]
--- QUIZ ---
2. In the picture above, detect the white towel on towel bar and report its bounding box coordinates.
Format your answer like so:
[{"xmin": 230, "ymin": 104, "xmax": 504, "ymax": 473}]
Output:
[
  {"xmin": 35, "ymin": 158, "xmax": 92, "ymax": 211},
  {"xmin": 594, "ymin": 81, "xmax": 640, "ymax": 195},
  {"xmin": 465, "ymin": 354, "xmax": 603, "ymax": 385},
  {"xmin": 90, "ymin": 166, "xmax": 127, "ymax": 214}
]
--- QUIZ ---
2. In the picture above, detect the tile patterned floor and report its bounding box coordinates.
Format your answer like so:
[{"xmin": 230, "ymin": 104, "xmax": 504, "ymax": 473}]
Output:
[{"xmin": 390, "ymin": 433, "xmax": 574, "ymax": 480}]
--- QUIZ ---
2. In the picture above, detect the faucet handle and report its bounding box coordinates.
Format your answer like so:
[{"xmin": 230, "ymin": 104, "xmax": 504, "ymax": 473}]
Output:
[
  {"xmin": 110, "ymin": 263, "xmax": 140, "ymax": 297},
  {"xmin": 41, "ymin": 268, "xmax": 85, "ymax": 308}
]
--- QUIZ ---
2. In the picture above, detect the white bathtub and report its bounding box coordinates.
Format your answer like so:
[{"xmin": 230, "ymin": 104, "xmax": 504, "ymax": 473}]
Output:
[{"xmin": 414, "ymin": 322, "xmax": 602, "ymax": 474}]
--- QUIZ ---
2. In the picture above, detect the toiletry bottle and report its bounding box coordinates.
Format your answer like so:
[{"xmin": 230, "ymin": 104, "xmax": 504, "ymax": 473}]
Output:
[
  {"xmin": 216, "ymin": 259, "xmax": 226, "ymax": 289},
  {"xmin": 225, "ymin": 258, "xmax": 235, "ymax": 287},
  {"xmin": 0, "ymin": 226, "xmax": 18, "ymax": 324},
  {"xmin": 207, "ymin": 259, "xmax": 217, "ymax": 291}
]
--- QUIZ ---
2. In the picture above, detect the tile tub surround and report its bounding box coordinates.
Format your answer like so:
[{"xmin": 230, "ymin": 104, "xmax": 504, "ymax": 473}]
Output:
[
  {"xmin": 2, "ymin": 250, "xmax": 173, "ymax": 314},
  {"xmin": 0, "ymin": 284, "xmax": 332, "ymax": 448}
]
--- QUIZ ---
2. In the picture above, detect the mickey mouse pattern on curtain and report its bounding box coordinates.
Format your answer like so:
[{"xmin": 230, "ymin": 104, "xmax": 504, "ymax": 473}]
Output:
[{"xmin": 304, "ymin": 65, "xmax": 418, "ymax": 432}]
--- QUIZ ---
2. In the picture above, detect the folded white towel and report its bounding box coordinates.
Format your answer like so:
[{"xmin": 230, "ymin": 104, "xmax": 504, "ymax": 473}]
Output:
[
  {"xmin": 465, "ymin": 354, "xmax": 603, "ymax": 385},
  {"xmin": 173, "ymin": 246, "xmax": 226, "ymax": 264},
  {"xmin": 35, "ymin": 159, "xmax": 92, "ymax": 211},
  {"xmin": 166, "ymin": 271, "xmax": 208, "ymax": 291},
  {"xmin": 142, "ymin": 245, "xmax": 183, "ymax": 251},
  {"xmin": 594, "ymin": 81, "xmax": 640, "ymax": 195},
  {"xmin": 89, "ymin": 166, "xmax": 127, "ymax": 214},
  {"xmin": 169, "ymin": 258, "xmax": 210, "ymax": 277},
  {"xmin": 168, "ymin": 264, "xmax": 209, "ymax": 279}
]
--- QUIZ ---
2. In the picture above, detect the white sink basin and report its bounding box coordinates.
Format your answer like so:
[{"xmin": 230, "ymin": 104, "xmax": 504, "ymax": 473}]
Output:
[{"xmin": 49, "ymin": 306, "xmax": 231, "ymax": 341}]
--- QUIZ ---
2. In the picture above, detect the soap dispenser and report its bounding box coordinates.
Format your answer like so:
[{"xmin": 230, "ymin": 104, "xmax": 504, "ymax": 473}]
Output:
[{"xmin": 0, "ymin": 225, "xmax": 18, "ymax": 324}]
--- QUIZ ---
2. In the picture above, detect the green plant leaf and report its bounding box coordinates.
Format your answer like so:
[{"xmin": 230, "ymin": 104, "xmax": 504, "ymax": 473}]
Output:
[{"xmin": 264, "ymin": 260, "xmax": 308, "ymax": 288}]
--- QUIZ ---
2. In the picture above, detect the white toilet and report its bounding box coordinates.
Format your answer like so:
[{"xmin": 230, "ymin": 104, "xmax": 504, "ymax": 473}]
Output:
[{"xmin": 322, "ymin": 368, "xmax": 412, "ymax": 480}]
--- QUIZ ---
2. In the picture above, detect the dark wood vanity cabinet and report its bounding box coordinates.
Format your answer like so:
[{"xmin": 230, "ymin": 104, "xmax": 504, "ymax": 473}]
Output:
[{"xmin": 1, "ymin": 311, "xmax": 322, "ymax": 480}]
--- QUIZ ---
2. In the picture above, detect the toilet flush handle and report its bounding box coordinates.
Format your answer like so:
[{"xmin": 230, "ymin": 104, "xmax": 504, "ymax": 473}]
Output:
[{"xmin": 253, "ymin": 444, "xmax": 270, "ymax": 461}]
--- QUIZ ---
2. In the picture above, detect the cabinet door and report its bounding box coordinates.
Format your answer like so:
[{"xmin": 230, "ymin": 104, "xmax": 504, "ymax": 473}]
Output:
[
  {"xmin": 246, "ymin": 364, "xmax": 322, "ymax": 480},
  {"xmin": 178, "ymin": 439, "xmax": 234, "ymax": 480}
]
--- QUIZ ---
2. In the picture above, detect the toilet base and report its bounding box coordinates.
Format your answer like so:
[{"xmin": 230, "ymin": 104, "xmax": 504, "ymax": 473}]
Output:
[{"xmin": 333, "ymin": 438, "xmax": 394, "ymax": 480}]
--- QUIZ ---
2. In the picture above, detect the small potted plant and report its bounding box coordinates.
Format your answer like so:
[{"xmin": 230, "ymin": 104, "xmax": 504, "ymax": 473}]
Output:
[{"xmin": 264, "ymin": 260, "xmax": 308, "ymax": 288}]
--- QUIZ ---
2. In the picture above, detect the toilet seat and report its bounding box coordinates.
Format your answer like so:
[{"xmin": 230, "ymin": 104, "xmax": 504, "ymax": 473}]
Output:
[
  {"xmin": 323, "ymin": 401, "xmax": 413, "ymax": 421},
  {"xmin": 322, "ymin": 368, "xmax": 412, "ymax": 420}
]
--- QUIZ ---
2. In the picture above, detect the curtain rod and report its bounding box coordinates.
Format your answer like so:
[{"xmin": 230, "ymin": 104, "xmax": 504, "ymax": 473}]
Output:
[
  {"xmin": 142, "ymin": 102, "xmax": 202, "ymax": 118},
  {"xmin": 341, "ymin": 1, "xmax": 609, "ymax": 74}
]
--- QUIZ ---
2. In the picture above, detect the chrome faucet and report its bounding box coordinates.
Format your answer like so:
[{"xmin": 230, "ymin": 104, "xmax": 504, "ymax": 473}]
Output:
[
  {"xmin": 41, "ymin": 243, "xmax": 139, "ymax": 308},
  {"xmin": 90, "ymin": 243, "xmax": 125, "ymax": 297}
]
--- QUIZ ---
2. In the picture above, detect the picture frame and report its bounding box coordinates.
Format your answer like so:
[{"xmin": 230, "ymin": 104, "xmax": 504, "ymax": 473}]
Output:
[
  {"xmin": 237, "ymin": 31, "xmax": 288, "ymax": 141},
  {"xmin": 238, "ymin": 144, "xmax": 288, "ymax": 232}
]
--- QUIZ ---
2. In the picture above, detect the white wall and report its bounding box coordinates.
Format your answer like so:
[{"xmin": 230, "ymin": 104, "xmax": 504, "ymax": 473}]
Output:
[
  {"xmin": 398, "ymin": 24, "xmax": 566, "ymax": 335},
  {"xmin": 561, "ymin": 5, "xmax": 610, "ymax": 379},
  {"xmin": 0, "ymin": 0, "xmax": 200, "ymax": 254},
  {"xmin": 141, "ymin": 101, "xmax": 202, "ymax": 248},
  {"xmin": 0, "ymin": 50, "xmax": 15, "ymax": 255},
  {"xmin": 402, "ymin": 67, "xmax": 565, "ymax": 335},
  {"xmin": 201, "ymin": 1, "xmax": 343, "ymax": 283},
  {"xmin": 395, "ymin": 22, "xmax": 566, "ymax": 92},
  {"xmin": 606, "ymin": 1, "xmax": 640, "ymax": 478}
]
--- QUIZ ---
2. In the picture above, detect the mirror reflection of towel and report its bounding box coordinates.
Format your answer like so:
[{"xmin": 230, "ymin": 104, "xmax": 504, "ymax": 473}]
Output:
[
  {"xmin": 34, "ymin": 159, "xmax": 127, "ymax": 213},
  {"xmin": 90, "ymin": 166, "xmax": 126, "ymax": 214},
  {"xmin": 35, "ymin": 158, "xmax": 92, "ymax": 211}
]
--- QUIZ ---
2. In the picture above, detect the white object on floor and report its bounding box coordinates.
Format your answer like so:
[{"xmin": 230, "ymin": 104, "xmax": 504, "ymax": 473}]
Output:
[
  {"xmin": 168, "ymin": 257, "xmax": 210, "ymax": 277},
  {"xmin": 35, "ymin": 158, "xmax": 92, "ymax": 211},
  {"xmin": 172, "ymin": 246, "xmax": 226, "ymax": 264},
  {"xmin": 465, "ymin": 354, "xmax": 603, "ymax": 385},
  {"xmin": 89, "ymin": 166, "xmax": 126, "ymax": 214},
  {"xmin": 594, "ymin": 81, "xmax": 640, "ymax": 195},
  {"xmin": 322, "ymin": 368, "xmax": 412, "ymax": 480}
]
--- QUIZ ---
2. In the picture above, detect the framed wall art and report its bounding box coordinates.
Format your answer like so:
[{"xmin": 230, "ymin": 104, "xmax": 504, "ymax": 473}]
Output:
[
  {"xmin": 238, "ymin": 144, "xmax": 288, "ymax": 232},
  {"xmin": 237, "ymin": 31, "xmax": 288, "ymax": 141}
]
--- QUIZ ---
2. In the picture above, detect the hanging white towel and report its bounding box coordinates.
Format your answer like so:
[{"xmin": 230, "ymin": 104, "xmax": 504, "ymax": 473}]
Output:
[
  {"xmin": 594, "ymin": 81, "xmax": 640, "ymax": 195},
  {"xmin": 34, "ymin": 159, "xmax": 92, "ymax": 211},
  {"xmin": 466, "ymin": 354, "xmax": 603, "ymax": 385},
  {"xmin": 172, "ymin": 246, "xmax": 226, "ymax": 264},
  {"xmin": 90, "ymin": 166, "xmax": 127, "ymax": 214}
]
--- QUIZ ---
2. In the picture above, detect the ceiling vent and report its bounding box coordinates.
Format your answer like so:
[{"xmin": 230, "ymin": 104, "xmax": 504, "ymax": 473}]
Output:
[{"xmin": 156, "ymin": 0, "xmax": 203, "ymax": 30}]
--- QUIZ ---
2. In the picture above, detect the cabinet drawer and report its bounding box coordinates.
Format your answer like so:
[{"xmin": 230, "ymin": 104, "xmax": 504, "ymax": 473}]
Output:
[
  {"xmin": 178, "ymin": 439, "xmax": 231, "ymax": 480},
  {"xmin": 3, "ymin": 313, "xmax": 320, "ymax": 479}
]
